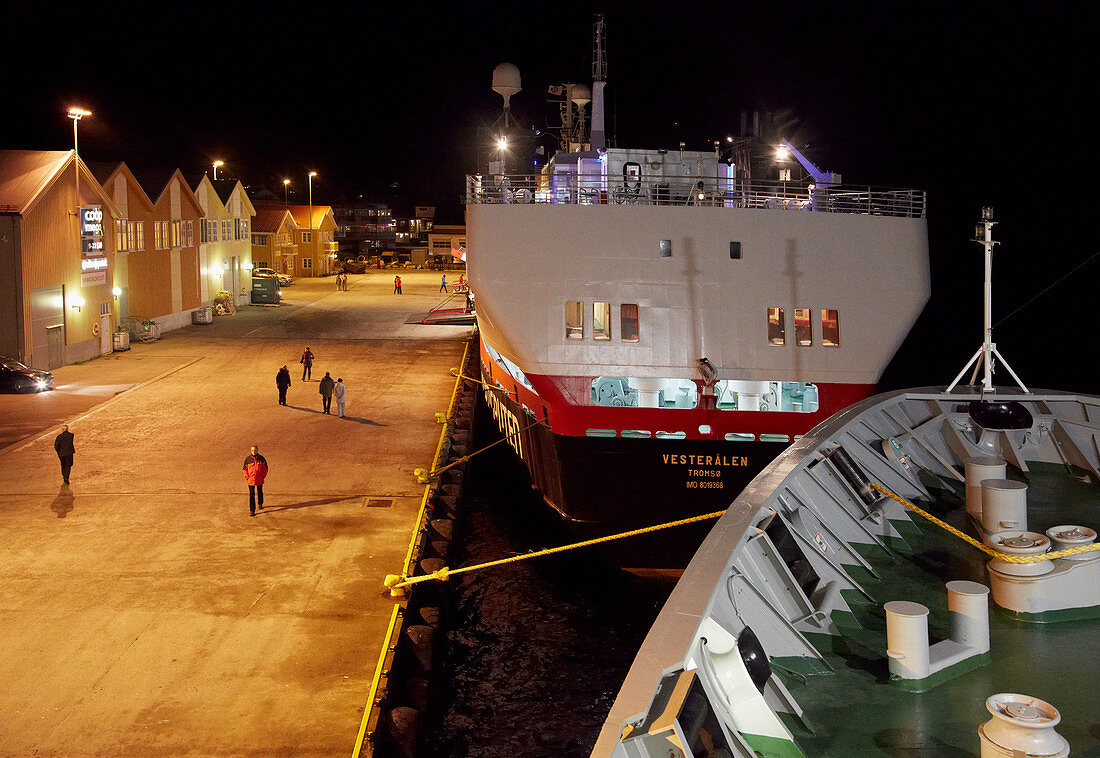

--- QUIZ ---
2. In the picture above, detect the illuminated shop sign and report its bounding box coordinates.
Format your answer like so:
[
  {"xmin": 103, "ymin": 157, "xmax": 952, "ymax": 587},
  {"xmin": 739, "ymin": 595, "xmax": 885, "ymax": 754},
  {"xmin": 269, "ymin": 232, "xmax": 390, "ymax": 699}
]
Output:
[
  {"xmin": 80, "ymin": 206, "xmax": 104, "ymax": 236},
  {"xmin": 79, "ymin": 205, "xmax": 108, "ymax": 285}
]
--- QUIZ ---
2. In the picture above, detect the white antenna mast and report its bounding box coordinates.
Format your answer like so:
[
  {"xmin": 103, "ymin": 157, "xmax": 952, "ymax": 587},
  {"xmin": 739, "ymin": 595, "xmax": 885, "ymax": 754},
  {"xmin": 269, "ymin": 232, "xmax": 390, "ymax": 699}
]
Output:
[{"xmin": 946, "ymin": 207, "xmax": 1030, "ymax": 394}]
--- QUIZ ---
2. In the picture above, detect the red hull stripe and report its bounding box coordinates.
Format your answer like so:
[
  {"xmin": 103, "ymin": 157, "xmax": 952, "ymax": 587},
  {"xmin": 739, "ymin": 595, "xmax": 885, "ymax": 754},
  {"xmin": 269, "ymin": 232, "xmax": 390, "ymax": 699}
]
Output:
[{"xmin": 480, "ymin": 339, "xmax": 876, "ymax": 439}]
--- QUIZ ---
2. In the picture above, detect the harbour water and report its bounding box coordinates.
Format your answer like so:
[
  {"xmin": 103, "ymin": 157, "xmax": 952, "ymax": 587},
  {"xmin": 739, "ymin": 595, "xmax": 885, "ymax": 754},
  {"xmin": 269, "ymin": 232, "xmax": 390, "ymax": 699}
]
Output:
[{"xmin": 424, "ymin": 395, "xmax": 676, "ymax": 757}]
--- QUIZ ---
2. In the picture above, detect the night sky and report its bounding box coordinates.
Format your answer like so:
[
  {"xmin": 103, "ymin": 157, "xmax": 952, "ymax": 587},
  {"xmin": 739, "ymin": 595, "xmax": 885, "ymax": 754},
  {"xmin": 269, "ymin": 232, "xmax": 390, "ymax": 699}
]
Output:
[{"xmin": 4, "ymin": 2, "xmax": 1096, "ymax": 392}]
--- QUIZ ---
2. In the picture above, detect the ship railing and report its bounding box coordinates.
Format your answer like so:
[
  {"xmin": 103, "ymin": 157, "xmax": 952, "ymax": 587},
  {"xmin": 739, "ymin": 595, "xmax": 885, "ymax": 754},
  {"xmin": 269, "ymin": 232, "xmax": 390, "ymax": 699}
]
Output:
[{"xmin": 464, "ymin": 174, "xmax": 926, "ymax": 218}]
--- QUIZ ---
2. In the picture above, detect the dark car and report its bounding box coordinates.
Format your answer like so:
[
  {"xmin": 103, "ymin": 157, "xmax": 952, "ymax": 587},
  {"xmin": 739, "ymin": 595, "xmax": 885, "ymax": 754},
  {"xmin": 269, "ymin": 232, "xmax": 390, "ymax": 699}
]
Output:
[{"xmin": 0, "ymin": 357, "xmax": 55, "ymax": 393}]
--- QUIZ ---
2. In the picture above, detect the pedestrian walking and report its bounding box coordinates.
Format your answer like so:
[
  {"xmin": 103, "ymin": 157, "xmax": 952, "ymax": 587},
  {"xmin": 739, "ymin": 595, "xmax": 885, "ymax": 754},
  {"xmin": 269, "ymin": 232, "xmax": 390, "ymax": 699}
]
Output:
[
  {"xmin": 243, "ymin": 445, "xmax": 268, "ymax": 517},
  {"xmin": 333, "ymin": 377, "xmax": 347, "ymax": 417},
  {"xmin": 300, "ymin": 347, "xmax": 314, "ymax": 380},
  {"xmin": 440, "ymin": 274, "xmax": 448, "ymax": 293},
  {"xmin": 341, "ymin": 273, "xmax": 348, "ymax": 291},
  {"xmin": 276, "ymin": 365, "xmax": 292, "ymax": 405},
  {"xmin": 319, "ymin": 372, "xmax": 335, "ymax": 414},
  {"xmin": 336, "ymin": 273, "xmax": 342, "ymax": 291},
  {"xmin": 394, "ymin": 275, "xmax": 402, "ymax": 294},
  {"xmin": 54, "ymin": 424, "xmax": 75, "ymax": 485}
]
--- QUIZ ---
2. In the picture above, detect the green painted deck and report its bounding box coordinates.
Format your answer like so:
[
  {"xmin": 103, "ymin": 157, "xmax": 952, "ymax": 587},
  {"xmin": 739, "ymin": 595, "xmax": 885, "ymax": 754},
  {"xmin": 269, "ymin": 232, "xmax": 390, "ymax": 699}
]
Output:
[{"xmin": 774, "ymin": 463, "xmax": 1100, "ymax": 756}]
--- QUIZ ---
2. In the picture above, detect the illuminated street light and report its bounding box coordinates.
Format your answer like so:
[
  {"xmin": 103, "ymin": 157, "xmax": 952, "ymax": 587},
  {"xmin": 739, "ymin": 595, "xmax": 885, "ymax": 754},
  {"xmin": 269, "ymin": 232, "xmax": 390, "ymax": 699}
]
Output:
[
  {"xmin": 497, "ymin": 137, "xmax": 508, "ymax": 151},
  {"xmin": 213, "ymin": 160, "xmax": 224, "ymax": 180},
  {"xmin": 308, "ymin": 172, "xmax": 317, "ymax": 271},
  {"xmin": 283, "ymin": 178, "xmax": 291, "ymax": 206},
  {"xmin": 67, "ymin": 106, "xmax": 91, "ymax": 208}
]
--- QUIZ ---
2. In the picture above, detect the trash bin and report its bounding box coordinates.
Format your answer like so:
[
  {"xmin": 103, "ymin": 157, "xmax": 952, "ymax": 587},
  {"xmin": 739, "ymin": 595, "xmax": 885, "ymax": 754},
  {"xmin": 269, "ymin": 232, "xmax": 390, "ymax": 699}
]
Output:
[
  {"xmin": 191, "ymin": 306, "xmax": 214, "ymax": 325},
  {"xmin": 112, "ymin": 330, "xmax": 130, "ymax": 351}
]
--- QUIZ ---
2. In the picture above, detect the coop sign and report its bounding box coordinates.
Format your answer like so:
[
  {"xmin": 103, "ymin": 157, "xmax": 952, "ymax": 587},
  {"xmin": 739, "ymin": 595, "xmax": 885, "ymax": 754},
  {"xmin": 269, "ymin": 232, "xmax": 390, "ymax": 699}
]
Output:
[{"xmin": 79, "ymin": 205, "xmax": 108, "ymax": 286}]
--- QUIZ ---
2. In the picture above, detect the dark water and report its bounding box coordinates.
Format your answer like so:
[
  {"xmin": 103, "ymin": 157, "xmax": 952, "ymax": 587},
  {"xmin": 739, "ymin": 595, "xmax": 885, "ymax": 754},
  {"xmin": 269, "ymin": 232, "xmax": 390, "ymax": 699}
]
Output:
[{"xmin": 424, "ymin": 397, "xmax": 675, "ymax": 757}]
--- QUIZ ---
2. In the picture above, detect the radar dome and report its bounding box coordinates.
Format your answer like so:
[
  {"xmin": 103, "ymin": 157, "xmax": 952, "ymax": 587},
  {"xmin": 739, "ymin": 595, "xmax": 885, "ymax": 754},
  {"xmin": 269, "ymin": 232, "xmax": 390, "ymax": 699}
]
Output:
[
  {"xmin": 492, "ymin": 63, "xmax": 522, "ymax": 108},
  {"xmin": 571, "ymin": 83, "xmax": 591, "ymax": 106}
]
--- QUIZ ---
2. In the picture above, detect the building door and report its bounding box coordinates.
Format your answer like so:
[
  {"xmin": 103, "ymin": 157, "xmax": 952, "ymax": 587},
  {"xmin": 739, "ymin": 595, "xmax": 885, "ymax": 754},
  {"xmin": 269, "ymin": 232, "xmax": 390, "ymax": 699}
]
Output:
[
  {"xmin": 46, "ymin": 325, "xmax": 64, "ymax": 369},
  {"xmin": 100, "ymin": 313, "xmax": 112, "ymax": 355}
]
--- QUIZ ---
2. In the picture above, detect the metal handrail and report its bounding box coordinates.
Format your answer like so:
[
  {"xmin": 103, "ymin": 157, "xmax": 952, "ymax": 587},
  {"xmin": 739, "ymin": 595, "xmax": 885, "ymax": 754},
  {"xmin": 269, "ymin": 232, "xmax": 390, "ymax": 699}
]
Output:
[{"xmin": 464, "ymin": 174, "xmax": 926, "ymax": 218}]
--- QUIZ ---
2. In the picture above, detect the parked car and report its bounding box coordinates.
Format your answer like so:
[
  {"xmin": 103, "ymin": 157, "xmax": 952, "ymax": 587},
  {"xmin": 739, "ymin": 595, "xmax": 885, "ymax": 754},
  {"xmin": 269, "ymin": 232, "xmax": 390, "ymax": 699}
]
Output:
[
  {"xmin": 253, "ymin": 267, "xmax": 292, "ymax": 286},
  {"xmin": 0, "ymin": 357, "xmax": 55, "ymax": 393}
]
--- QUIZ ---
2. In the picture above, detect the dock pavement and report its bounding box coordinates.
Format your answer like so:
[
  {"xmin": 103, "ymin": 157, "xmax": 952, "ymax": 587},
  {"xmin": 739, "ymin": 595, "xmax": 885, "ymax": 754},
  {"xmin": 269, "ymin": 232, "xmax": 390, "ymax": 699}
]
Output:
[{"xmin": 0, "ymin": 270, "xmax": 472, "ymax": 756}]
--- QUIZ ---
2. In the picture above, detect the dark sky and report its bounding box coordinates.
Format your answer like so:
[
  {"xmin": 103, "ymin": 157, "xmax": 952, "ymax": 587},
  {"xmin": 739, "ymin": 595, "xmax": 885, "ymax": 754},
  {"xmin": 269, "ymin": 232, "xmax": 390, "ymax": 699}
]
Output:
[{"xmin": 4, "ymin": 2, "xmax": 1096, "ymax": 391}]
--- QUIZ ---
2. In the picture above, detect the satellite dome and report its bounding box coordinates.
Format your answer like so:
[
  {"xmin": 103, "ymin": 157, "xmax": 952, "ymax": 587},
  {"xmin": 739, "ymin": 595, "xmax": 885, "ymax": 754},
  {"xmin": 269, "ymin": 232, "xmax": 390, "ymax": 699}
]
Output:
[
  {"xmin": 492, "ymin": 63, "xmax": 522, "ymax": 108},
  {"xmin": 571, "ymin": 83, "xmax": 591, "ymax": 106}
]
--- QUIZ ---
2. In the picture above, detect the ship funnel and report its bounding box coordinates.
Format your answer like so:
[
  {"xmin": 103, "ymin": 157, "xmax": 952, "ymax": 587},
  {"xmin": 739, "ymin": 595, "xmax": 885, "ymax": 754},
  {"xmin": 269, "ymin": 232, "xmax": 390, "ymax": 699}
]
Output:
[{"xmin": 492, "ymin": 63, "xmax": 522, "ymax": 110}]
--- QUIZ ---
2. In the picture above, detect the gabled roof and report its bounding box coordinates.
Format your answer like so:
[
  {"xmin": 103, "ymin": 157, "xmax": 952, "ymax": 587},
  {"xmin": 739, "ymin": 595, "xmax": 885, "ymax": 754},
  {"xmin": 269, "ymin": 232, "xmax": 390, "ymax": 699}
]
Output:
[
  {"xmin": 285, "ymin": 203, "xmax": 334, "ymax": 228},
  {"xmin": 252, "ymin": 206, "xmax": 296, "ymax": 234},
  {"xmin": 98, "ymin": 162, "xmax": 156, "ymax": 214},
  {"xmin": 124, "ymin": 166, "xmax": 206, "ymax": 217},
  {"xmin": 0, "ymin": 149, "xmax": 119, "ymax": 217},
  {"xmin": 193, "ymin": 176, "xmax": 256, "ymax": 217}
]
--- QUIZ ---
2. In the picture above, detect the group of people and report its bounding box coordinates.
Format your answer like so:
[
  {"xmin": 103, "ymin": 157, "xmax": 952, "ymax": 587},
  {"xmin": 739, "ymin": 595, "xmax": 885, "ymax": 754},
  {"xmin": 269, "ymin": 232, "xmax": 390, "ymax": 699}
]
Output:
[
  {"xmin": 335, "ymin": 273, "xmax": 350, "ymax": 291},
  {"xmin": 274, "ymin": 346, "xmax": 348, "ymax": 417}
]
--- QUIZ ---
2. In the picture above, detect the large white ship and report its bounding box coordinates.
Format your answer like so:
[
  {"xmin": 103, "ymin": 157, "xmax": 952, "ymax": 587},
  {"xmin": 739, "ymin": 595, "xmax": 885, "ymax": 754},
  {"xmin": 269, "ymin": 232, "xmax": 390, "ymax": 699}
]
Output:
[{"xmin": 465, "ymin": 26, "xmax": 929, "ymax": 568}]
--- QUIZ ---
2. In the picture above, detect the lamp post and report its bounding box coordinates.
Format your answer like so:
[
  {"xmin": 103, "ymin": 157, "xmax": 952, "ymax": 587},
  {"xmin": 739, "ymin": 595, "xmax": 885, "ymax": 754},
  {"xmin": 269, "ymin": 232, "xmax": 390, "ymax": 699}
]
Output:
[
  {"xmin": 308, "ymin": 171, "xmax": 317, "ymax": 273},
  {"xmin": 213, "ymin": 160, "xmax": 224, "ymax": 180},
  {"xmin": 283, "ymin": 178, "xmax": 290, "ymax": 206},
  {"xmin": 67, "ymin": 107, "xmax": 91, "ymax": 209}
]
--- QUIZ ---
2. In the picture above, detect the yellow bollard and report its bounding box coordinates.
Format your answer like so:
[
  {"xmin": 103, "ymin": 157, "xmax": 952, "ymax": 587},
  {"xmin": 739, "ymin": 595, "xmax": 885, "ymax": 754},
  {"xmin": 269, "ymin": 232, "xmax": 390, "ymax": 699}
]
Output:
[
  {"xmin": 414, "ymin": 467, "xmax": 430, "ymax": 483},
  {"xmin": 384, "ymin": 574, "xmax": 407, "ymax": 599},
  {"xmin": 435, "ymin": 412, "xmax": 447, "ymax": 423}
]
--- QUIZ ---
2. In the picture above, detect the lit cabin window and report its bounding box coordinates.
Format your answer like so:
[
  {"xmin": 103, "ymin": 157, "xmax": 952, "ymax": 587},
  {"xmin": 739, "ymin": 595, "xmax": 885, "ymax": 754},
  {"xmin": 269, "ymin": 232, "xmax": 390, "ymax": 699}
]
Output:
[
  {"xmin": 620, "ymin": 304, "xmax": 639, "ymax": 342},
  {"xmin": 768, "ymin": 307, "xmax": 785, "ymax": 346},
  {"xmin": 566, "ymin": 301, "xmax": 584, "ymax": 340},
  {"xmin": 593, "ymin": 302, "xmax": 611, "ymax": 340},
  {"xmin": 795, "ymin": 308, "xmax": 812, "ymax": 346},
  {"xmin": 822, "ymin": 309, "xmax": 840, "ymax": 347}
]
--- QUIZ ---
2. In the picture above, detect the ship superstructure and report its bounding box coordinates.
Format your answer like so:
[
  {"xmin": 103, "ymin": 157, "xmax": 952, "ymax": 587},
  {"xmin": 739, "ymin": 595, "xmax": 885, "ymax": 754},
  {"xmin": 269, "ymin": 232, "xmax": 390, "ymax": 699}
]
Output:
[{"xmin": 465, "ymin": 27, "xmax": 929, "ymax": 565}]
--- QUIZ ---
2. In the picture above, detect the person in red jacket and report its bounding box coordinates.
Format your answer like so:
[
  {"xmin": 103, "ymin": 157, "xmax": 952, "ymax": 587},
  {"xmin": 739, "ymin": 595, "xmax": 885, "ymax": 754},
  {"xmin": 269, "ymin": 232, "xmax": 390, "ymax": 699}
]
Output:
[{"xmin": 243, "ymin": 445, "xmax": 269, "ymax": 517}]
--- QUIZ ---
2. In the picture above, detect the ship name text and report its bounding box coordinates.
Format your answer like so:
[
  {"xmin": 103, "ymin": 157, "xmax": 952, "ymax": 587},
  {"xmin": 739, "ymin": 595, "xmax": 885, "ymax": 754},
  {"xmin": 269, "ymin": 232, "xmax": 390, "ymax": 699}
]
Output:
[
  {"xmin": 485, "ymin": 387, "xmax": 525, "ymax": 460},
  {"xmin": 662, "ymin": 454, "xmax": 749, "ymax": 467}
]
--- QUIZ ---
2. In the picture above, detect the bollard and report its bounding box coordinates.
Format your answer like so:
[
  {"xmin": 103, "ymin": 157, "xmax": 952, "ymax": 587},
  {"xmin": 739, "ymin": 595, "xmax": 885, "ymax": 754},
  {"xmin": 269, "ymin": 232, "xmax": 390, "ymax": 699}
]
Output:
[
  {"xmin": 965, "ymin": 456, "xmax": 1006, "ymax": 521},
  {"xmin": 981, "ymin": 479, "xmax": 1028, "ymax": 536},
  {"xmin": 885, "ymin": 600, "xmax": 930, "ymax": 680},
  {"xmin": 947, "ymin": 580, "xmax": 990, "ymax": 653}
]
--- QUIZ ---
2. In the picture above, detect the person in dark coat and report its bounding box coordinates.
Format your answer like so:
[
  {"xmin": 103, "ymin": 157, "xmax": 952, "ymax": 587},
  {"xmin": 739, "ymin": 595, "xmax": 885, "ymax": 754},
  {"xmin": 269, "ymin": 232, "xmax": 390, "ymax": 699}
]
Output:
[
  {"xmin": 300, "ymin": 347, "xmax": 314, "ymax": 380},
  {"xmin": 276, "ymin": 365, "xmax": 292, "ymax": 405},
  {"xmin": 243, "ymin": 445, "xmax": 269, "ymax": 517},
  {"xmin": 54, "ymin": 425, "xmax": 75, "ymax": 484},
  {"xmin": 319, "ymin": 372, "xmax": 335, "ymax": 414}
]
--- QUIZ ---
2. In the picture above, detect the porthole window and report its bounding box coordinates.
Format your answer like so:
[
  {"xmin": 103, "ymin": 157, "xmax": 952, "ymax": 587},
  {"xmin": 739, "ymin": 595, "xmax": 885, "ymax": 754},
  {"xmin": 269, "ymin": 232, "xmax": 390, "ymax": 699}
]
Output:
[
  {"xmin": 620, "ymin": 304, "xmax": 639, "ymax": 342},
  {"xmin": 822, "ymin": 309, "xmax": 840, "ymax": 347},
  {"xmin": 566, "ymin": 301, "xmax": 584, "ymax": 340},
  {"xmin": 768, "ymin": 307, "xmax": 785, "ymax": 346},
  {"xmin": 593, "ymin": 302, "xmax": 611, "ymax": 340},
  {"xmin": 794, "ymin": 308, "xmax": 812, "ymax": 346}
]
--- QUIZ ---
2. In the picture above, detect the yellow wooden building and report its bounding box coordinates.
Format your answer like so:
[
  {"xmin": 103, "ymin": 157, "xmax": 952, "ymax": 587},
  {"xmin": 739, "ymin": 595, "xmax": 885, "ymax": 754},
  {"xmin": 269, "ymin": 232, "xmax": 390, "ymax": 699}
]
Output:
[{"xmin": 0, "ymin": 150, "xmax": 120, "ymax": 368}]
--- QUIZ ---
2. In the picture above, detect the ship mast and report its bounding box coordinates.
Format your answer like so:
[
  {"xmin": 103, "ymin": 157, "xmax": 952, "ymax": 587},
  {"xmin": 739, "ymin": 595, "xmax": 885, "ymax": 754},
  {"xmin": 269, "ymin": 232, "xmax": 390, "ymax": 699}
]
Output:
[
  {"xmin": 946, "ymin": 207, "xmax": 1030, "ymax": 394},
  {"xmin": 590, "ymin": 14, "xmax": 607, "ymax": 150}
]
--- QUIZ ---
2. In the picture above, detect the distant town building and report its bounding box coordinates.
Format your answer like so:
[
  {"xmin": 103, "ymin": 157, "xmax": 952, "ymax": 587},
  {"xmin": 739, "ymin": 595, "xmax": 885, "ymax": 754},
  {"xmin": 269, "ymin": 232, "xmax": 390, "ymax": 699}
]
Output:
[
  {"xmin": 192, "ymin": 176, "xmax": 255, "ymax": 306},
  {"xmin": 1, "ymin": 150, "xmax": 120, "ymax": 368},
  {"xmin": 250, "ymin": 206, "xmax": 298, "ymax": 275},
  {"xmin": 427, "ymin": 223, "xmax": 466, "ymax": 266},
  {"xmin": 96, "ymin": 164, "xmax": 207, "ymax": 333},
  {"xmin": 332, "ymin": 200, "xmax": 394, "ymax": 259},
  {"xmin": 285, "ymin": 204, "xmax": 336, "ymax": 277}
]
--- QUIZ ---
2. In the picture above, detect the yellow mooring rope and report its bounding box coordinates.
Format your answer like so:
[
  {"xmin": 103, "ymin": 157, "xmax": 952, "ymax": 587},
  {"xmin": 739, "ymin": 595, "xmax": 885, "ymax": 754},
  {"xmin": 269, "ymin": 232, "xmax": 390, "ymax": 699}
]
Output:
[
  {"xmin": 871, "ymin": 482, "xmax": 1100, "ymax": 564},
  {"xmin": 384, "ymin": 509, "xmax": 725, "ymax": 594}
]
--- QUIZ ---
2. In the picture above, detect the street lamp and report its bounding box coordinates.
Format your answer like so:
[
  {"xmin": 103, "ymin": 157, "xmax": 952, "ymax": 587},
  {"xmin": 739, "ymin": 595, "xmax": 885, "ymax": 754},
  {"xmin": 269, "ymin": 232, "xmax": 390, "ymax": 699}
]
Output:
[
  {"xmin": 213, "ymin": 160, "xmax": 224, "ymax": 180},
  {"xmin": 283, "ymin": 178, "xmax": 290, "ymax": 206},
  {"xmin": 308, "ymin": 171, "xmax": 317, "ymax": 272},
  {"xmin": 67, "ymin": 106, "xmax": 91, "ymax": 208}
]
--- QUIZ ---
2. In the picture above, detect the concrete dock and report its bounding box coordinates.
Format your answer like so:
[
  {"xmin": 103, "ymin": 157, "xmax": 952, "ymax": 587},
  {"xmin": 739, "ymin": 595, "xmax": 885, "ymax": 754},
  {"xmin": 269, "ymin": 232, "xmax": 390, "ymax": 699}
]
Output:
[{"xmin": 0, "ymin": 271, "xmax": 472, "ymax": 756}]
